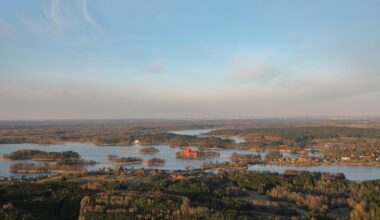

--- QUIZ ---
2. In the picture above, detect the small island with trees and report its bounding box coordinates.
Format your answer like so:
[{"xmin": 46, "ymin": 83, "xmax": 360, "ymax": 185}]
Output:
[
  {"xmin": 175, "ymin": 148, "xmax": 220, "ymax": 160},
  {"xmin": 4, "ymin": 150, "xmax": 97, "ymax": 173},
  {"xmin": 107, "ymin": 155, "xmax": 143, "ymax": 165},
  {"xmin": 144, "ymin": 158, "xmax": 165, "ymax": 166},
  {"xmin": 139, "ymin": 147, "xmax": 159, "ymax": 154}
]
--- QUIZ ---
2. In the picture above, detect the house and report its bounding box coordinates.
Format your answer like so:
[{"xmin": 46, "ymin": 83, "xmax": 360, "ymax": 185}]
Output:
[
  {"xmin": 182, "ymin": 148, "xmax": 199, "ymax": 157},
  {"xmin": 341, "ymin": 157, "xmax": 350, "ymax": 161},
  {"xmin": 133, "ymin": 140, "xmax": 141, "ymax": 145}
]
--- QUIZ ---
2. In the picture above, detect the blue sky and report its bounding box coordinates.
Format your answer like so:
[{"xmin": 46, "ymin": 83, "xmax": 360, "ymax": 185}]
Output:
[{"xmin": 0, "ymin": 0, "xmax": 380, "ymax": 119}]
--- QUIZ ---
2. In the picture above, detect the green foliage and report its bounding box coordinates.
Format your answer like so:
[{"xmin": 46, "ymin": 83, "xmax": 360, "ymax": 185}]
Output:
[
  {"xmin": 3, "ymin": 149, "xmax": 80, "ymax": 161},
  {"xmin": 0, "ymin": 170, "xmax": 378, "ymax": 219},
  {"xmin": 165, "ymin": 179, "xmax": 211, "ymax": 197},
  {"xmin": 350, "ymin": 179, "xmax": 380, "ymax": 219},
  {"xmin": 214, "ymin": 126, "xmax": 380, "ymax": 141},
  {"xmin": 227, "ymin": 170, "xmax": 283, "ymax": 191}
]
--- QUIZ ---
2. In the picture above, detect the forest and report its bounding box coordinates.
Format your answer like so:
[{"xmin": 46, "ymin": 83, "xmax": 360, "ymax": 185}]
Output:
[
  {"xmin": 3, "ymin": 150, "xmax": 80, "ymax": 161},
  {"xmin": 0, "ymin": 168, "xmax": 379, "ymax": 219}
]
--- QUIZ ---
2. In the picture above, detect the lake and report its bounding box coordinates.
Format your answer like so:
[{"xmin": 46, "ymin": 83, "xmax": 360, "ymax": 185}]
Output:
[
  {"xmin": 0, "ymin": 143, "xmax": 253, "ymax": 178},
  {"xmin": 0, "ymin": 128, "xmax": 379, "ymax": 181},
  {"xmin": 249, "ymin": 165, "xmax": 380, "ymax": 182},
  {"xmin": 169, "ymin": 128, "xmax": 247, "ymax": 143}
]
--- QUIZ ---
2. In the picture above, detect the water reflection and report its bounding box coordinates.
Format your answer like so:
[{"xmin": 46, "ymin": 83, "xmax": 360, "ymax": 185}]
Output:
[
  {"xmin": 249, "ymin": 164, "xmax": 380, "ymax": 181},
  {"xmin": 169, "ymin": 128, "xmax": 247, "ymax": 143}
]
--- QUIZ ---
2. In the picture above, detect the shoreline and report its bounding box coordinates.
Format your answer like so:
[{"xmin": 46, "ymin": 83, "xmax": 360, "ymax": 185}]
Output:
[
  {"xmin": 143, "ymin": 162, "xmax": 165, "ymax": 166},
  {"xmin": 2, "ymin": 143, "xmax": 380, "ymax": 170},
  {"xmin": 263, "ymin": 161, "xmax": 380, "ymax": 167},
  {"xmin": 108, "ymin": 162, "xmax": 142, "ymax": 165},
  {"xmin": 10, "ymin": 169, "xmax": 84, "ymax": 174}
]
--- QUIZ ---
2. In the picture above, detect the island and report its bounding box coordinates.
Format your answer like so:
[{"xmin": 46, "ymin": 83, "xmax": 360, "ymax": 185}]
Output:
[
  {"xmin": 229, "ymin": 153, "xmax": 263, "ymax": 165},
  {"xmin": 107, "ymin": 155, "xmax": 143, "ymax": 165},
  {"xmin": 4, "ymin": 150, "xmax": 97, "ymax": 174},
  {"xmin": 9, "ymin": 162, "xmax": 86, "ymax": 174},
  {"xmin": 143, "ymin": 158, "xmax": 165, "ymax": 166},
  {"xmin": 3, "ymin": 149, "xmax": 80, "ymax": 161},
  {"xmin": 139, "ymin": 147, "xmax": 159, "ymax": 154},
  {"xmin": 175, "ymin": 148, "xmax": 220, "ymax": 160},
  {"xmin": 1, "ymin": 119, "xmax": 379, "ymax": 168}
]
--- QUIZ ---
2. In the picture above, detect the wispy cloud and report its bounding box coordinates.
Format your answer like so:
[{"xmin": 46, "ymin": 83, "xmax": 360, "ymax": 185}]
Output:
[
  {"xmin": 48, "ymin": 0, "xmax": 63, "ymax": 28},
  {"xmin": 18, "ymin": 0, "xmax": 64, "ymax": 34},
  {"xmin": 81, "ymin": 0, "xmax": 101, "ymax": 31},
  {"xmin": 19, "ymin": 0, "xmax": 101, "ymax": 34}
]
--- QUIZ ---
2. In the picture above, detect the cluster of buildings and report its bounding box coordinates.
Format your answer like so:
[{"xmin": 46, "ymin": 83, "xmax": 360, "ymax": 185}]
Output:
[
  {"xmin": 176, "ymin": 148, "xmax": 202, "ymax": 158},
  {"xmin": 180, "ymin": 148, "xmax": 201, "ymax": 157},
  {"xmin": 175, "ymin": 148, "xmax": 220, "ymax": 159},
  {"xmin": 269, "ymin": 156, "xmax": 322, "ymax": 165}
]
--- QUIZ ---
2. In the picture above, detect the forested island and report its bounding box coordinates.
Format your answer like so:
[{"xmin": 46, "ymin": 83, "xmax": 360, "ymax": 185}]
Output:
[
  {"xmin": 107, "ymin": 155, "xmax": 143, "ymax": 165},
  {"xmin": 3, "ymin": 150, "xmax": 97, "ymax": 174},
  {"xmin": 9, "ymin": 162, "xmax": 86, "ymax": 174},
  {"xmin": 4, "ymin": 149, "xmax": 80, "ymax": 162},
  {"xmin": 229, "ymin": 153, "xmax": 263, "ymax": 165},
  {"xmin": 139, "ymin": 147, "xmax": 160, "ymax": 154},
  {"xmin": 175, "ymin": 148, "xmax": 220, "ymax": 160},
  {"xmin": 144, "ymin": 158, "xmax": 166, "ymax": 166}
]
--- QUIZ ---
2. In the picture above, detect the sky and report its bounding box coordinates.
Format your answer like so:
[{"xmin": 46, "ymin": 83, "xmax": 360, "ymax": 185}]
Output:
[{"xmin": 0, "ymin": 0, "xmax": 380, "ymax": 120}]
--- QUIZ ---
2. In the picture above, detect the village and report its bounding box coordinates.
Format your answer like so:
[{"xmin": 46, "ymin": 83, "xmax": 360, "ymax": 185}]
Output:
[{"xmin": 175, "ymin": 148, "xmax": 220, "ymax": 159}]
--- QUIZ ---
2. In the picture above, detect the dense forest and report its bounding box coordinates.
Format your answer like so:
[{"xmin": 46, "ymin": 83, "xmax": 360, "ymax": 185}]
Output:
[
  {"xmin": 107, "ymin": 156, "xmax": 143, "ymax": 165},
  {"xmin": 0, "ymin": 169, "xmax": 379, "ymax": 219},
  {"xmin": 4, "ymin": 150, "xmax": 80, "ymax": 161}
]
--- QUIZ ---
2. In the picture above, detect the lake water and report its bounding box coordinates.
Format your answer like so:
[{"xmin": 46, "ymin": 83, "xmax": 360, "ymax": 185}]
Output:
[
  {"xmin": 0, "ymin": 128, "xmax": 379, "ymax": 181},
  {"xmin": 0, "ymin": 143, "xmax": 253, "ymax": 178},
  {"xmin": 249, "ymin": 165, "xmax": 380, "ymax": 182},
  {"xmin": 169, "ymin": 128, "xmax": 247, "ymax": 143},
  {"xmin": 169, "ymin": 128, "xmax": 214, "ymax": 136}
]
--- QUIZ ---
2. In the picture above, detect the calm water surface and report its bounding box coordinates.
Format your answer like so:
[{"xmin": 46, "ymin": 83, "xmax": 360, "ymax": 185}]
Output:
[
  {"xmin": 0, "ymin": 143, "xmax": 253, "ymax": 178},
  {"xmin": 169, "ymin": 128, "xmax": 247, "ymax": 143},
  {"xmin": 168, "ymin": 128, "xmax": 214, "ymax": 136},
  {"xmin": 249, "ymin": 164, "xmax": 380, "ymax": 182},
  {"xmin": 0, "ymin": 128, "xmax": 379, "ymax": 181}
]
